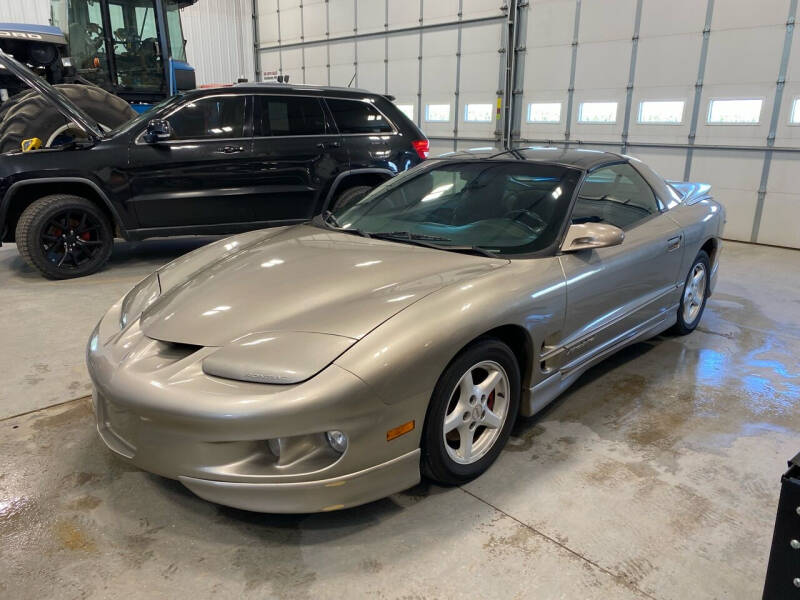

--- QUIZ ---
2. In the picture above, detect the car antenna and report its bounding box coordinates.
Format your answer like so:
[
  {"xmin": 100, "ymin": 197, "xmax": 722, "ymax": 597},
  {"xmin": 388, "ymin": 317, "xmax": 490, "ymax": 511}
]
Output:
[{"xmin": 347, "ymin": 71, "xmax": 356, "ymax": 87}]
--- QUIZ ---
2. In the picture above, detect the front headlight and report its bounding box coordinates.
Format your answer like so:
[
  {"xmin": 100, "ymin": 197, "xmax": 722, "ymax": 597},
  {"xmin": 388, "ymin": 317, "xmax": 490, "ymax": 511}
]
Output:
[{"xmin": 119, "ymin": 272, "xmax": 161, "ymax": 329}]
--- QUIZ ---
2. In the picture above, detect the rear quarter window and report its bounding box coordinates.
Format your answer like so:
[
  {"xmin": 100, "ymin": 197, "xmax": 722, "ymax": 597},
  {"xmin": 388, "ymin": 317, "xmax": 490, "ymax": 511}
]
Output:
[{"xmin": 326, "ymin": 98, "xmax": 394, "ymax": 134}]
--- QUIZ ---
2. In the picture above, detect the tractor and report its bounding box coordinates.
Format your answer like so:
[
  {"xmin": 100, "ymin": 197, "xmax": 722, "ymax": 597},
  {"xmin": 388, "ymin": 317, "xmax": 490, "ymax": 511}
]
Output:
[{"xmin": 0, "ymin": 0, "xmax": 197, "ymax": 153}]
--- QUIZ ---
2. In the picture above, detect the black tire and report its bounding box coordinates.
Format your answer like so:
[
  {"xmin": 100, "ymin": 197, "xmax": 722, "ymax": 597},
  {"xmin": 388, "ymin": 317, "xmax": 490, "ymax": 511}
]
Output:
[
  {"xmin": 422, "ymin": 339, "xmax": 521, "ymax": 485},
  {"xmin": 332, "ymin": 185, "xmax": 373, "ymax": 212},
  {"xmin": 672, "ymin": 250, "xmax": 711, "ymax": 335},
  {"xmin": 15, "ymin": 194, "xmax": 114, "ymax": 279},
  {"xmin": 0, "ymin": 84, "xmax": 136, "ymax": 153},
  {"xmin": 0, "ymin": 90, "xmax": 36, "ymax": 122}
]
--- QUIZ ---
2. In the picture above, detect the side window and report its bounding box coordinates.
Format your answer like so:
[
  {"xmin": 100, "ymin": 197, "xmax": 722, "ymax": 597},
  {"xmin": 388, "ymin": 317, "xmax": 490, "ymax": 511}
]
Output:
[
  {"xmin": 571, "ymin": 163, "xmax": 660, "ymax": 230},
  {"xmin": 256, "ymin": 96, "xmax": 327, "ymax": 136},
  {"xmin": 326, "ymin": 98, "xmax": 393, "ymax": 134},
  {"xmin": 166, "ymin": 96, "xmax": 246, "ymax": 140}
]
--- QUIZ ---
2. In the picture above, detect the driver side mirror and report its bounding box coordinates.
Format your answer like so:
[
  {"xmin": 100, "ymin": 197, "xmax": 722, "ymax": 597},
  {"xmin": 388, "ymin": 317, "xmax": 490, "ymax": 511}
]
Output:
[
  {"xmin": 561, "ymin": 222, "xmax": 624, "ymax": 252},
  {"xmin": 143, "ymin": 119, "xmax": 172, "ymax": 143}
]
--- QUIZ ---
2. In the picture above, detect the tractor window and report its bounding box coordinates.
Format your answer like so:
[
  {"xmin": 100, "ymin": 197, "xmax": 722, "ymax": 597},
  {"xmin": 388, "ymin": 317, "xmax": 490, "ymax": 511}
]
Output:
[
  {"xmin": 166, "ymin": 3, "xmax": 187, "ymax": 62},
  {"xmin": 107, "ymin": 0, "xmax": 164, "ymax": 93},
  {"xmin": 65, "ymin": 0, "xmax": 109, "ymax": 88},
  {"xmin": 166, "ymin": 96, "xmax": 246, "ymax": 140}
]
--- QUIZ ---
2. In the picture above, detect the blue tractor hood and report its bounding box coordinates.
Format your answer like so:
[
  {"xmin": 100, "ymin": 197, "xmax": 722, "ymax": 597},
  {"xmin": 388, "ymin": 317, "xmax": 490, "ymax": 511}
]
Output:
[{"xmin": 0, "ymin": 23, "xmax": 67, "ymax": 46}]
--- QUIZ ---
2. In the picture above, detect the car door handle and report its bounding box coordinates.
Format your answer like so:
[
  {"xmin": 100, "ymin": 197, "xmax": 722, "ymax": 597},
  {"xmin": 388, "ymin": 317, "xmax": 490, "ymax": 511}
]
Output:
[
  {"xmin": 667, "ymin": 235, "xmax": 683, "ymax": 252},
  {"xmin": 316, "ymin": 141, "xmax": 341, "ymax": 149},
  {"xmin": 218, "ymin": 145, "xmax": 245, "ymax": 154}
]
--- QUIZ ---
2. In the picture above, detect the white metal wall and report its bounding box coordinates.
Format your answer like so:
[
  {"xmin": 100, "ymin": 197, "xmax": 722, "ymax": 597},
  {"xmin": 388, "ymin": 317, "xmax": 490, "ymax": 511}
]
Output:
[
  {"xmin": 0, "ymin": 0, "xmax": 50, "ymax": 25},
  {"xmin": 254, "ymin": 0, "xmax": 507, "ymax": 156},
  {"xmin": 181, "ymin": 0, "xmax": 255, "ymax": 86},
  {"xmin": 0, "ymin": 0, "xmax": 253, "ymax": 87},
  {"xmin": 517, "ymin": 0, "xmax": 800, "ymax": 248}
]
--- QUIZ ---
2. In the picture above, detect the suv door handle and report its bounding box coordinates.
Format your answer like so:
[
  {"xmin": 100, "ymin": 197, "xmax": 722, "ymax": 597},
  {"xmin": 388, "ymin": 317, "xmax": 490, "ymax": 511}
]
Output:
[
  {"xmin": 667, "ymin": 235, "xmax": 683, "ymax": 252},
  {"xmin": 218, "ymin": 145, "xmax": 245, "ymax": 154},
  {"xmin": 316, "ymin": 141, "xmax": 341, "ymax": 149}
]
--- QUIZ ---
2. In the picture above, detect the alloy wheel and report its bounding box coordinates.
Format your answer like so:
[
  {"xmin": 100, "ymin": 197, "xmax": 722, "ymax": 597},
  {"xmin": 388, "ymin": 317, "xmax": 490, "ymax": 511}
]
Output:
[
  {"xmin": 682, "ymin": 262, "xmax": 707, "ymax": 324},
  {"xmin": 41, "ymin": 209, "xmax": 105, "ymax": 270},
  {"xmin": 443, "ymin": 360, "xmax": 510, "ymax": 465}
]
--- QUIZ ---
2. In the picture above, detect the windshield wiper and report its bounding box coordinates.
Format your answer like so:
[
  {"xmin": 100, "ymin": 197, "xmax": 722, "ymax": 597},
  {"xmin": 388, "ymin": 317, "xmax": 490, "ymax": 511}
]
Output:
[
  {"xmin": 371, "ymin": 231, "xmax": 453, "ymax": 242},
  {"xmin": 370, "ymin": 231, "xmax": 498, "ymax": 258}
]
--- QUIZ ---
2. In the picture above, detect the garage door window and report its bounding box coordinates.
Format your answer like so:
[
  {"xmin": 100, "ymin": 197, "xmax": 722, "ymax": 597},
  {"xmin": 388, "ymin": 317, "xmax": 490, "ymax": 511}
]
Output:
[
  {"xmin": 707, "ymin": 99, "xmax": 762, "ymax": 124},
  {"xmin": 256, "ymin": 96, "xmax": 327, "ymax": 136},
  {"xmin": 167, "ymin": 96, "xmax": 246, "ymax": 140},
  {"xmin": 572, "ymin": 163, "xmax": 660, "ymax": 230},
  {"xmin": 577, "ymin": 102, "xmax": 618, "ymax": 124},
  {"xmin": 326, "ymin": 98, "xmax": 393, "ymax": 134}
]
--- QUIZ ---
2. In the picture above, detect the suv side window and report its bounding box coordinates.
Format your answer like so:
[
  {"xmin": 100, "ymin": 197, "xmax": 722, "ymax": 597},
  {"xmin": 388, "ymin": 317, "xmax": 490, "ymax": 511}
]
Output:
[
  {"xmin": 571, "ymin": 163, "xmax": 660, "ymax": 230},
  {"xmin": 326, "ymin": 98, "xmax": 393, "ymax": 134},
  {"xmin": 255, "ymin": 96, "xmax": 327, "ymax": 136},
  {"xmin": 166, "ymin": 96, "xmax": 246, "ymax": 140}
]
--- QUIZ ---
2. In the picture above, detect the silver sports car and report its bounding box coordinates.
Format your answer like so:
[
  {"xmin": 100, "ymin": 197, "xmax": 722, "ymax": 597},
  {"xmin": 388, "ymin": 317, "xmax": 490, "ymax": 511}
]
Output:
[{"xmin": 87, "ymin": 148, "xmax": 724, "ymax": 513}]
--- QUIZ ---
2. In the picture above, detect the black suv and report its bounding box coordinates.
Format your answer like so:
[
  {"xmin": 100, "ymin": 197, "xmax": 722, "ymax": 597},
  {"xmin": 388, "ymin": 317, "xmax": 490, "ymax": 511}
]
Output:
[{"xmin": 0, "ymin": 54, "xmax": 428, "ymax": 279}]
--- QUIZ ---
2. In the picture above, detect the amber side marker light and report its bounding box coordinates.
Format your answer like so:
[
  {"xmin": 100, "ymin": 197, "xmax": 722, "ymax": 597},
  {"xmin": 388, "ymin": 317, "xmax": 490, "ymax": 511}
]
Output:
[{"xmin": 387, "ymin": 420, "xmax": 415, "ymax": 441}]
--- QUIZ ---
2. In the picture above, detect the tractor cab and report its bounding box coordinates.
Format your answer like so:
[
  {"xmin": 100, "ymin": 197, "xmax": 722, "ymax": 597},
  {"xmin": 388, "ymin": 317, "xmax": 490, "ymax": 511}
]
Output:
[
  {"xmin": 0, "ymin": 1, "xmax": 198, "ymax": 152},
  {"xmin": 50, "ymin": 0, "xmax": 197, "ymax": 109}
]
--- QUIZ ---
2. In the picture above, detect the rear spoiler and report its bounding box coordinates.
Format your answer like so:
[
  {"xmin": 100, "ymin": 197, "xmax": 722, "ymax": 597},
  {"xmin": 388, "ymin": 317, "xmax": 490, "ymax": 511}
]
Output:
[{"xmin": 667, "ymin": 181, "xmax": 712, "ymax": 206}]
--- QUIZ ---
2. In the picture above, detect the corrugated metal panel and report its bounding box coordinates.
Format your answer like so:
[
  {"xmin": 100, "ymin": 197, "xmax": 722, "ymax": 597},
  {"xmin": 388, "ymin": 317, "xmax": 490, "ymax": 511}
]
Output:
[
  {"xmin": 181, "ymin": 0, "xmax": 255, "ymax": 85},
  {"xmin": 0, "ymin": 0, "xmax": 50, "ymax": 26}
]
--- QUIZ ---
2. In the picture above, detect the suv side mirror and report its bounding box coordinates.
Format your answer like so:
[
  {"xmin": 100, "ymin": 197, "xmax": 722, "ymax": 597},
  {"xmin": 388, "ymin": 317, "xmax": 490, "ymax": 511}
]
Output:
[
  {"xmin": 561, "ymin": 222, "xmax": 624, "ymax": 252},
  {"xmin": 144, "ymin": 119, "xmax": 172, "ymax": 143}
]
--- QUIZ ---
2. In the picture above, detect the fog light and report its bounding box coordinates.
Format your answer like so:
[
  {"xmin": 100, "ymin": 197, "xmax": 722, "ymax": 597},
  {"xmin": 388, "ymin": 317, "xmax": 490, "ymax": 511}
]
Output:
[
  {"xmin": 267, "ymin": 438, "xmax": 281, "ymax": 457},
  {"xmin": 326, "ymin": 430, "xmax": 348, "ymax": 453}
]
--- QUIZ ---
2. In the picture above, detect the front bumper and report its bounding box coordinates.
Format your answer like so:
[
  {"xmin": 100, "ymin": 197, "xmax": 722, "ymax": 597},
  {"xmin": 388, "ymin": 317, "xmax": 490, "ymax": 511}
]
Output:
[
  {"xmin": 87, "ymin": 307, "xmax": 423, "ymax": 513},
  {"xmin": 179, "ymin": 449, "xmax": 420, "ymax": 513}
]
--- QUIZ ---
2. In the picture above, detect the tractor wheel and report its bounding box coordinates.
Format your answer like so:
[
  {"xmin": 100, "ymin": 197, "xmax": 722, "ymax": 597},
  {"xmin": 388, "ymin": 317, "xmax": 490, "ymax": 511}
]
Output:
[
  {"xmin": 0, "ymin": 84, "xmax": 136, "ymax": 153},
  {"xmin": 0, "ymin": 90, "xmax": 36, "ymax": 122}
]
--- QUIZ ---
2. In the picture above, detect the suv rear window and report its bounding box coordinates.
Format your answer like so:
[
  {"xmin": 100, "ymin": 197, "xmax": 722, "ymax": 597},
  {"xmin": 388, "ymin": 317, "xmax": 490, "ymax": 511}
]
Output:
[
  {"xmin": 326, "ymin": 98, "xmax": 393, "ymax": 134},
  {"xmin": 256, "ymin": 96, "xmax": 327, "ymax": 137}
]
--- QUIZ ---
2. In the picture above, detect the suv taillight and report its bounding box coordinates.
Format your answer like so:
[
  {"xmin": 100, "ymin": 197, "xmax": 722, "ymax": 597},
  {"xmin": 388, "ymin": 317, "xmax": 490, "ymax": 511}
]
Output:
[{"xmin": 411, "ymin": 139, "xmax": 429, "ymax": 160}]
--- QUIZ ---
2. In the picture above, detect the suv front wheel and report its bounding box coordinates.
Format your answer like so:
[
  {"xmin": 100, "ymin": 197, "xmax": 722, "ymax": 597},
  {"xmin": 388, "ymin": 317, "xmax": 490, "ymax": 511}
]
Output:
[{"xmin": 15, "ymin": 194, "xmax": 114, "ymax": 279}]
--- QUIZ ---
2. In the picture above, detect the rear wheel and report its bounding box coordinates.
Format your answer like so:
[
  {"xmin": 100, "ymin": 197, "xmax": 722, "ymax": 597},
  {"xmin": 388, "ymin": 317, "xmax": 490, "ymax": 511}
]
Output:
[
  {"xmin": 332, "ymin": 185, "xmax": 373, "ymax": 212},
  {"xmin": 672, "ymin": 250, "xmax": 710, "ymax": 335},
  {"xmin": 15, "ymin": 195, "xmax": 114, "ymax": 279},
  {"xmin": 422, "ymin": 339, "xmax": 520, "ymax": 485},
  {"xmin": 0, "ymin": 84, "xmax": 136, "ymax": 153}
]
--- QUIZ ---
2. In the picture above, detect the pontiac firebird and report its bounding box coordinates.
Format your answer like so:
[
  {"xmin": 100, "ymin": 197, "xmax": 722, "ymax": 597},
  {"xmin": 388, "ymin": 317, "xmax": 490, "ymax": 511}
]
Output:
[{"xmin": 86, "ymin": 148, "xmax": 724, "ymax": 513}]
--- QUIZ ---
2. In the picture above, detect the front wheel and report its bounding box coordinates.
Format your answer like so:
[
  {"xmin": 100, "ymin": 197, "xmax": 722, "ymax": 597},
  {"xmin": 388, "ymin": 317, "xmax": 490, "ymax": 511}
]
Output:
[
  {"xmin": 15, "ymin": 195, "xmax": 114, "ymax": 279},
  {"xmin": 673, "ymin": 250, "xmax": 710, "ymax": 335},
  {"xmin": 422, "ymin": 339, "xmax": 520, "ymax": 485}
]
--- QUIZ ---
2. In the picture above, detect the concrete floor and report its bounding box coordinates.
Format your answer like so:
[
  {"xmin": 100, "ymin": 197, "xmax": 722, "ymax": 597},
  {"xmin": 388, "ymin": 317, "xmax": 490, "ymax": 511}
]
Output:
[{"xmin": 1, "ymin": 239, "xmax": 799, "ymax": 599}]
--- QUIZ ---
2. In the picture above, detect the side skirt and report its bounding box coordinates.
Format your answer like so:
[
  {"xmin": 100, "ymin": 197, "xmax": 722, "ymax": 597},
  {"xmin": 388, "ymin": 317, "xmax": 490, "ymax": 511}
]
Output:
[{"xmin": 520, "ymin": 306, "xmax": 678, "ymax": 418}]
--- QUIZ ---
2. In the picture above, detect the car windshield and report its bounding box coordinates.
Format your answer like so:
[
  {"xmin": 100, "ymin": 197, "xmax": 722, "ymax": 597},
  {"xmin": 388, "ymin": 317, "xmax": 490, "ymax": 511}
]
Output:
[{"xmin": 331, "ymin": 160, "xmax": 582, "ymax": 255}]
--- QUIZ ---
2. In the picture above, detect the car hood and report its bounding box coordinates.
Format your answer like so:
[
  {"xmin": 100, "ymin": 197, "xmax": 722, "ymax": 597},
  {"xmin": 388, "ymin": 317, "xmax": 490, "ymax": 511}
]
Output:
[{"xmin": 141, "ymin": 225, "xmax": 509, "ymax": 346}]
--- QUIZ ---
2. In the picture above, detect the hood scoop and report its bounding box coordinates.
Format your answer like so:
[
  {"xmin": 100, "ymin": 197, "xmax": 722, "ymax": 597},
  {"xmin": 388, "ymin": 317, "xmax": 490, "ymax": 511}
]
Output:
[{"xmin": 201, "ymin": 331, "xmax": 354, "ymax": 384}]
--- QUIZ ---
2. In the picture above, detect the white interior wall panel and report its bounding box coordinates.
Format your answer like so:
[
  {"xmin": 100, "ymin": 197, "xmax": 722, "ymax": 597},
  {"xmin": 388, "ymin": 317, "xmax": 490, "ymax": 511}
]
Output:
[
  {"xmin": 0, "ymin": 0, "xmax": 50, "ymax": 26},
  {"xmin": 181, "ymin": 0, "xmax": 254, "ymax": 86}
]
